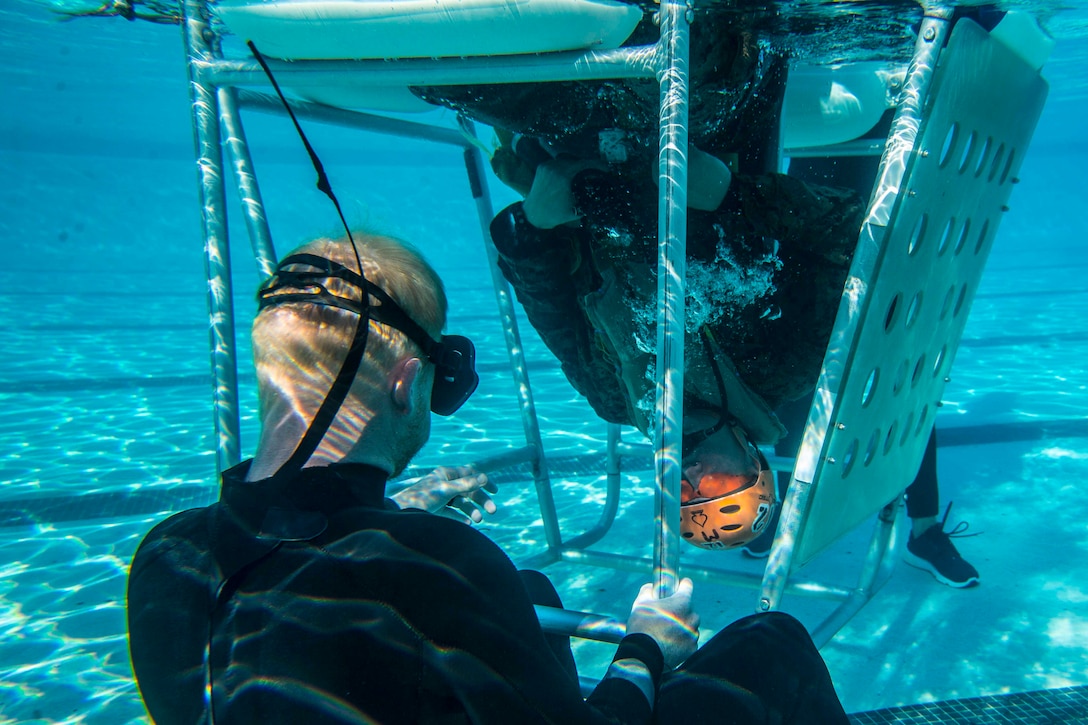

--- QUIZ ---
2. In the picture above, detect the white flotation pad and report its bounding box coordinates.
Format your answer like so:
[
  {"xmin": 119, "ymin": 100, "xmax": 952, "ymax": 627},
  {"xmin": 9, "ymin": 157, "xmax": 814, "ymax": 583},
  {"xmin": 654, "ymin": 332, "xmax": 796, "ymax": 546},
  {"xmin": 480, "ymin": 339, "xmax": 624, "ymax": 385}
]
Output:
[
  {"xmin": 781, "ymin": 61, "xmax": 901, "ymax": 150},
  {"xmin": 215, "ymin": 0, "xmax": 643, "ymax": 61}
]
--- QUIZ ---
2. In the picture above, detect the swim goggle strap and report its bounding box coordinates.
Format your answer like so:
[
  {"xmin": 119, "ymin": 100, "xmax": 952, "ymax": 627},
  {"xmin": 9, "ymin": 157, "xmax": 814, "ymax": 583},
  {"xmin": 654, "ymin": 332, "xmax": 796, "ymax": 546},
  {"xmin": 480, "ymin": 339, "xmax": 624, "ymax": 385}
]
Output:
[{"xmin": 258, "ymin": 253, "xmax": 479, "ymax": 418}]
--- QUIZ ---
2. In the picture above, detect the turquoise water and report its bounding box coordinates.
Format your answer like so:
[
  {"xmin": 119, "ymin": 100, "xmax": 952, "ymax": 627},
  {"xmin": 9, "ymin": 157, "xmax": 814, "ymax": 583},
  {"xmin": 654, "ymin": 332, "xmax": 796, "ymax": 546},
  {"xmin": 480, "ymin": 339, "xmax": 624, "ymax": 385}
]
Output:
[{"xmin": 3, "ymin": 1, "xmax": 1088, "ymax": 722}]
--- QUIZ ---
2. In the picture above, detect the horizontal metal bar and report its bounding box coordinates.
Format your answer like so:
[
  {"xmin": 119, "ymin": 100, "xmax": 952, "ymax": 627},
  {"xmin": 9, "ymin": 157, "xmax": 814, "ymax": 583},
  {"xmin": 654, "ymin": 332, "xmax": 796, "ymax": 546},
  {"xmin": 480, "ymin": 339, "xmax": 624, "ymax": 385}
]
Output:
[
  {"xmin": 470, "ymin": 445, "xmax": 541, "ymax": 476},
  {"xmin": 559, "ymin": 548, "xmax": 853, "ymax": 601},
  {"xmin": 236, "ymin": 89, "xmax": 472, "ymax": 147},
  {"xmin": 534, "ymin": 604, "xmax": 626, "ymax": 644},
  {"xmin": 765, "ymin": 454, "xmax": 797, "ymax": 473},
  {"xmin": 197, "ymin": 45, "xmax": 659, "ymax": 89},
  {"xmin": 786, "ymin": 138, "xmax": 887, "ymax": 158},
  {"xmin": 615, "ymin": 440, "xmax": 652, "ymax": 457},
  {"xmin": 810, "ymin": 590, "xmax": 881, "ymax": 648}
]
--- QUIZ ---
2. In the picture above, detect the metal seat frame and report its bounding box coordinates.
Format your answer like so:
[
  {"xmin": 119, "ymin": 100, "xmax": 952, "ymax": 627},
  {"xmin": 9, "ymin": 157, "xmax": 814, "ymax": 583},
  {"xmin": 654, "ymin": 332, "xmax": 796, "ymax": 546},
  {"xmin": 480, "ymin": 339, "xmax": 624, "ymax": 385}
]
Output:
[{"xmin": 179, "ymin": 0, "xmax": 1048, "ymax": 655}]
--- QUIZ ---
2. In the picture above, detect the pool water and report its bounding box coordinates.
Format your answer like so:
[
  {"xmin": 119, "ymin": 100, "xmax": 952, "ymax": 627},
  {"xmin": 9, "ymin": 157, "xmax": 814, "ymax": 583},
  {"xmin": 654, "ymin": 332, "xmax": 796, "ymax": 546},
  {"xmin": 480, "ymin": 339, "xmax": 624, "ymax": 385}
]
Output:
[{"xmin": 2, "ymin": 1, "xmax": 1088, "ymax": 722}]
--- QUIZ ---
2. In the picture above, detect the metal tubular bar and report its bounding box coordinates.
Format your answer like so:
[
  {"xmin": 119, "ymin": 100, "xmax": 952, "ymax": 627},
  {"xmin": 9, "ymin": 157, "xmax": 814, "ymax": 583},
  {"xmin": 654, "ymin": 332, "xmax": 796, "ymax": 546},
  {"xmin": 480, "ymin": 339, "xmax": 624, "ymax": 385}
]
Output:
[
  {"xmin": 557, "ymin": 433, "xmax": 624, "ymax": 549},
  {"xmin": 759, "ymin": 475, "xmax": 810, "ymax": 611},
  {"xmin": 786, "ymin": 139, "xmax": 888, "ymax": 158},
  {"xmin": 235, "ymin": 90, "xmax": 473, "ymax": 148},
  {"xmin": 808, "ymin": 500, "xmax": 901, "ymax": 645},
  {"xmin": 807, "ymin": 501, "xmax": 906, "ymax": 647},
  {"xmin": 534, "ymin": 605, "xmax": 626, "ymax": 644},
  {"xmin": 183, "ymin": 0, "xmax": 241, "ymax": 474},
  {"xmin": 854, "ymin": 498, "xmax": 901, "ymax": 595},
  {"xmin": 650, "ymin": 0, "xmax": 692, "ymax": 599},
  {"xmin": 219, "ymin": 88, "xmax": 278, "ymax": 279},
  {"xmin": 865, "ymin": 8, "xmax": 954, "ymax": 228},
  {"xmin": 559, "ymin": 549, "xmax": 853, "ymax": 600},
  {"xmin": 197, "ymin": 46, "xmax": 659, "ymax": 89},
  {"xmin": 461, "ymin": 139, "xmax": 563, "ymax": 553},
  {"xmin": 469, "ymin": 445, "xmax": 540, "ymax": 474},
  {"xmin": 809, "ymin": 592, "xmax": 872, "ymax": 649}
]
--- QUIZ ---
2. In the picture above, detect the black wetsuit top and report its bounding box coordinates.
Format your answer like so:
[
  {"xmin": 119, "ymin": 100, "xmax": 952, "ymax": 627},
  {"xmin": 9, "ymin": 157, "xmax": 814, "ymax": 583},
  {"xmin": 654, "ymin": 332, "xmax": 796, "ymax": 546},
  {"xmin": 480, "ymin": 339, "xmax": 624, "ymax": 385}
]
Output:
[{"xmin": 127, "ymin": 461, "xmax": 662, "ymax": 724}]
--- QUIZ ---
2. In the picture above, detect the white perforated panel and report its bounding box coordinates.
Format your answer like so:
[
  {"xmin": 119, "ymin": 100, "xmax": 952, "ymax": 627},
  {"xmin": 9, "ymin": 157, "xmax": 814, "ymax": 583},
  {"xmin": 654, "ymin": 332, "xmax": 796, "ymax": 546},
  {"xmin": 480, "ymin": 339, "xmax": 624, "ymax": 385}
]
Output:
[{"xmin": 789, "ymin": 20, "xmax": 1050, "ymax": 568}]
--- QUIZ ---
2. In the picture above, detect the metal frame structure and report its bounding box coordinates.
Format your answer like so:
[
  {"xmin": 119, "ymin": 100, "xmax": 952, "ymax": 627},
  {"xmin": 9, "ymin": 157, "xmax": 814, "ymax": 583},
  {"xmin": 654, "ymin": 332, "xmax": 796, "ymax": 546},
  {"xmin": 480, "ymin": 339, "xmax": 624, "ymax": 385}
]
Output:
[
  {"xmin": 181, "ymin": 0, "xmax": 695, "ymax": 624},
  {"xmin": 179, "ymin": 0, "xmax": 1049, "ymax": 653}
]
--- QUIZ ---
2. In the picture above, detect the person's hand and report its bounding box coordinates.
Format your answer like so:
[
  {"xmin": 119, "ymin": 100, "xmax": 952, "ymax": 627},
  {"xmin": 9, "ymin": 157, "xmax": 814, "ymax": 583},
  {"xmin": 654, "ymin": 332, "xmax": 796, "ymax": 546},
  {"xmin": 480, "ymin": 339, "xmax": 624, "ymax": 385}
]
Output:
[
  {"xmin": 625, "ymin": 578, "xmax": 700, "ymax": 670},
  {"xmin": 391, "ymin": 465, "xmax": 498, "ymax": 524},
  {"xmin": 522, "ymin": 158, "xmax": 607, "ymax": 230}
]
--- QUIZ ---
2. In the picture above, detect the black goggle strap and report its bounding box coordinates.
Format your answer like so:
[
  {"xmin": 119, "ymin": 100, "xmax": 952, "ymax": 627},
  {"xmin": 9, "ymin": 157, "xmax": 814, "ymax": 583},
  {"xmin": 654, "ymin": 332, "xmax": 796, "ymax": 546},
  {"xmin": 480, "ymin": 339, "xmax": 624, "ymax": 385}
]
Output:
[
  {"xmin": 248, "ymin": 42, "xmax": 360, "ymax": 266},
  {"xmin": 249, "ymin": 41, "xmax": 369, "ymax": 485},
  {"xmin": 260, "ymin": 261, "xmax": 372, "ymax": 489},
  {"xmin": 259, "ymin": 254, "xmax": 462, "ymax": 376},
  {"xmin": 249, "ymin": 43, "xmax": 475, "ymax": 481}
]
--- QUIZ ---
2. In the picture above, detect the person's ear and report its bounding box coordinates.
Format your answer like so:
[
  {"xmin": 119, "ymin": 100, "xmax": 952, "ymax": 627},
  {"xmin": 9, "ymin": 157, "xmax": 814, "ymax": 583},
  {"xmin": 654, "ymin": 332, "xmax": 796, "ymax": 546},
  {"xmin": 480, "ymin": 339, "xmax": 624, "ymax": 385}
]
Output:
[{"xmin": 391, "ymin": 357, "xmax": 424, "ymax": 413}]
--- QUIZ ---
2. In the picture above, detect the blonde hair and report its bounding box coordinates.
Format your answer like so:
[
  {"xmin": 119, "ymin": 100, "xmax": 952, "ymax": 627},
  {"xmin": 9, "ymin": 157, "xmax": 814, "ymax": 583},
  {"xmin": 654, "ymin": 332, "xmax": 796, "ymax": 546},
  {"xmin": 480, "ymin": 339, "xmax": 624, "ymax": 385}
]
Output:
[{"xmin": 251, "ymin": 233, "xmax": 448, "ymax": 426}]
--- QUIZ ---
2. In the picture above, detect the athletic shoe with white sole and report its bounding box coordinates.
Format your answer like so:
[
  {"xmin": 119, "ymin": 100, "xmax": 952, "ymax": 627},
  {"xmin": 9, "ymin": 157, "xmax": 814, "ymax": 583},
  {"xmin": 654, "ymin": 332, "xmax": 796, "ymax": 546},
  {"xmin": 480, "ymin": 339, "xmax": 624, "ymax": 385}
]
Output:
[{"xmin": 903, "ymin": 502, "xmax": 980, "ymax": 588}]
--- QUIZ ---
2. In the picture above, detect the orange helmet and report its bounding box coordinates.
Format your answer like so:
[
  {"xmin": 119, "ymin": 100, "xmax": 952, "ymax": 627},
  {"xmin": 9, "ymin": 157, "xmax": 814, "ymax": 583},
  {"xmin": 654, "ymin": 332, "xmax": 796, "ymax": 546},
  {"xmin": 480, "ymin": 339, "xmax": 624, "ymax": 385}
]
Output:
[{"xmin": 679, "ymin": 425, "xmax": 777, "ymax": 551}]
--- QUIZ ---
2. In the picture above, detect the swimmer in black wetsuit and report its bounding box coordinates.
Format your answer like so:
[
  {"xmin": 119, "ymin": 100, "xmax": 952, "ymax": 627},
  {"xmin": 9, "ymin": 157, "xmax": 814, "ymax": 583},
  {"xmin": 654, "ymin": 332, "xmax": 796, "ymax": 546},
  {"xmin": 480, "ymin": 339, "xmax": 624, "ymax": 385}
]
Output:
[{"xmin": 126, "ymin": 231, "xmax": 849, "ymax": 723}]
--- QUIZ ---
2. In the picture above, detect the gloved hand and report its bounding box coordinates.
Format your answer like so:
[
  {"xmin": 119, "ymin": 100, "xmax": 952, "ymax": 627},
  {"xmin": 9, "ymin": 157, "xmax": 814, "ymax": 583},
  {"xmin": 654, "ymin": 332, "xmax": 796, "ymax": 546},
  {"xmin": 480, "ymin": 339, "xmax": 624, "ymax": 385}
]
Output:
[{"xmin": 625, "ymin": 577, "xmax": 700, "ymax": 670}]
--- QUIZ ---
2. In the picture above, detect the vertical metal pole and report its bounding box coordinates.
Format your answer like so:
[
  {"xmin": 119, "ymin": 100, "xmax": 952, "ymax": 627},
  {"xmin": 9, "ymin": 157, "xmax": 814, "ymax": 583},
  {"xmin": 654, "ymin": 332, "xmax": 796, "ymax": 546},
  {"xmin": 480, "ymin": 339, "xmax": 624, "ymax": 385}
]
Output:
[
  {"xmin": 219, "ymin": 87, "xmax": 279, "ymax": 279},
  {"xmin": 461, "ymin": 138, "xmax": 563, "ymax": 553},
  {"xmin": 865, "ymin": 8, "xmax": 954, "ymax": 228},
  {"xmin": 651, "ymin": 0, "xmax": 691, "ymax": 598},
  {"xmin": 183, "ymin": 0, "xmax": 241, "ymax": 474}
]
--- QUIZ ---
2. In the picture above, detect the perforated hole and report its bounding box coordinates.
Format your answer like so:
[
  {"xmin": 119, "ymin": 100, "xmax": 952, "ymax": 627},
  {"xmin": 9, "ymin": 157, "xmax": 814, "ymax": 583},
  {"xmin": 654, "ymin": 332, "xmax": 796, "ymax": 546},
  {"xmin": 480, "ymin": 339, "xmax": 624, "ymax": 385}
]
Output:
[
  {"xmin": 975, "ymin": 219, "xmax": 990, "ymax": 255},
  {"xmin": 884, "ymin": 423, "xmax": 898, "ymax": 455},
  {"xmin": 884, "ymin": 294, "xmax": 901, "ymax": 333},
  {"xmin": 916, "ymin": 405, "xmax": 930, "ymax": 436},
  {"xmin": 958, "ymin": 130, "xmax": 978, "ymax": 174},
  {"xmin": 905, "ymin": 292, "xmax": 923, "ymax": 329},
  {"xmin": 933, "ymin": 345, "xmax": 947, "ymax": 377},
  {"xmin": 893, "ymin": 359, "xmax": 909, "ymax": 395},
  {"xmin": 989, "ymin": 143, "xmax": 1006, "ymax": 182},
  {"xmin": 841, "ymin": 439, "xmax": 859, "ymax": 478},
  {"xmin": 908, "ymin": 214, "xmax": 927, "ymax": 256},
  {"xmin": 975, "ymin": 136, "xmax": 993, "ymax": 177},
  {"xmin": 938, "ymin": 123, "xmax": 959, "ymax": 168},
  {"xmin": 900, "ymin": 412, "xmax": 915, "ymax": 446},
  {"xmin": 937, "ymin": 217, "xmax": 955, "ymax": 256},
  {"xmin": 720, "ymin": 504, "xmax": 741, "ymax": 514},
  {"xmin": 953, "ymin": 284, "xmax": 968, "ymax": 317},
  {"xmin": 940, "ymin": 286, "xmax": 956, "ymax": 320},
  {"xmin": 912, "ymin": 354, "xmax": 926, "ymax": 389},
  {"xmin": 1000, "ymin": 148, "xmax": 1016, "ymax": 184},
  {"xmin": 861, "ymin": 369, "xmax": 879, "ymax": 407},
  {"xmin": 954, "ymin": 218, "xmax": 971, "ymax": 255},
  {"xmin": 864, "ymin": 429, "xmax": 880, "ymax": 466}
]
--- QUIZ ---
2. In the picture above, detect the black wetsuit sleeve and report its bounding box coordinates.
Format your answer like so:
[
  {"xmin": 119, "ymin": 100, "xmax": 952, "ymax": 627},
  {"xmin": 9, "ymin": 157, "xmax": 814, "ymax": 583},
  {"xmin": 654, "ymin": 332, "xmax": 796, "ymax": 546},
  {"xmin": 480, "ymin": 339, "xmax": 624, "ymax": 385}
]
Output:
[
  {"xmin": 586, "ymin": 633, "xmax": 666, "ymax": 715},
  {"xmin": 127, "ymin": 511, "xmax": 218, "ymax": 725},
  {"xmin": 395, "ymin": 514, "xmax": 655, "ymax": 724}
]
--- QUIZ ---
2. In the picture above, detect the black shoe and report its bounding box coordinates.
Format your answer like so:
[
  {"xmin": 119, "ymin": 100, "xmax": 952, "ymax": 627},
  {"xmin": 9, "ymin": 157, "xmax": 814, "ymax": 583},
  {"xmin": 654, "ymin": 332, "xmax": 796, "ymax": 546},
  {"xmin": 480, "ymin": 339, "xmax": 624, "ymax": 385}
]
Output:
[{"xmin": 904, "ymin": 502, "xmax": 980, "ymax": 588}]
